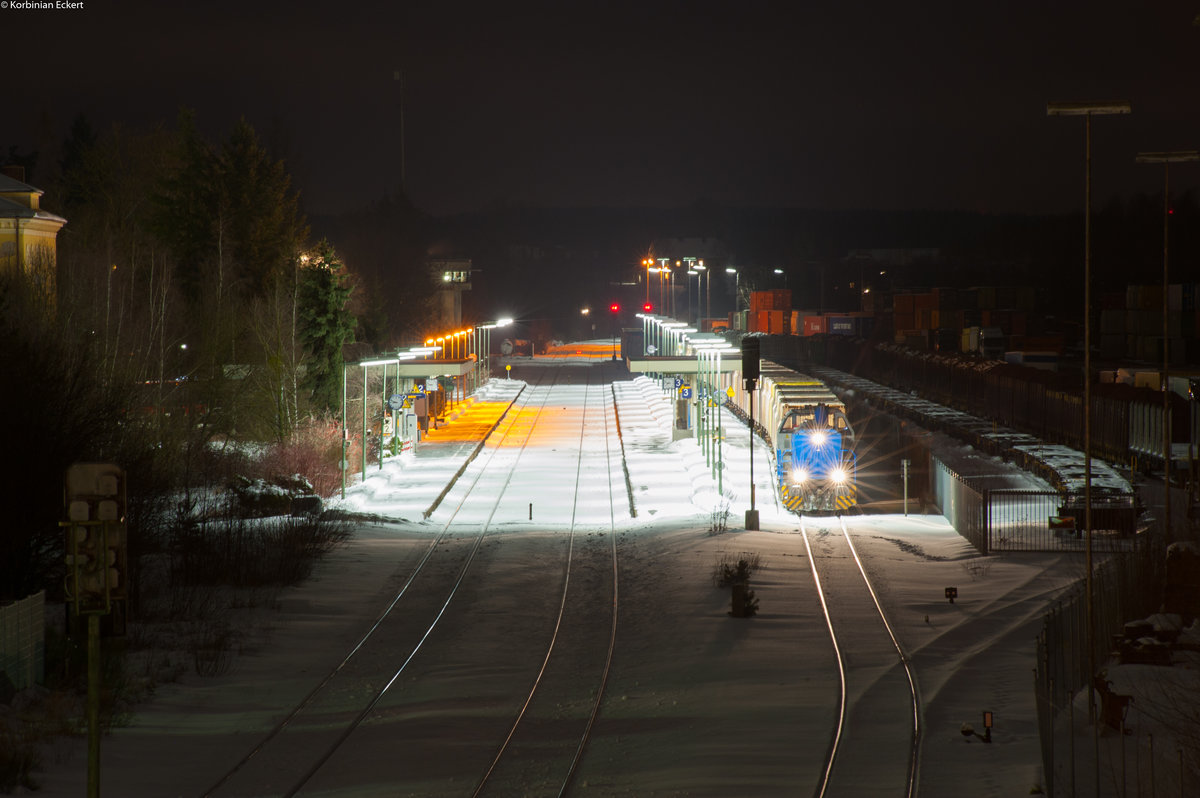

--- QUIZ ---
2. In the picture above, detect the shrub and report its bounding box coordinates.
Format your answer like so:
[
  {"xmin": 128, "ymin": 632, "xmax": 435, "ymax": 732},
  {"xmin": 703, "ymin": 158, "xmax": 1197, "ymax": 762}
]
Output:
[
  {"xmin": 709, "ymin": 500, "xmax": 732, "ymax": 535},
  {"xmin": 0, "ymin": 723, "xmax": 40, "ymax": 793},
  {"xmin": 170, "ymin": 514, "xmax": 350, "ymax": 588},
  {"xmin": 255, "ymin": 413, "xmax": 345, "ymax": 497},
  {"xmin": 713, "ymin": 551, "xmax": 763, "ymax": 588}
]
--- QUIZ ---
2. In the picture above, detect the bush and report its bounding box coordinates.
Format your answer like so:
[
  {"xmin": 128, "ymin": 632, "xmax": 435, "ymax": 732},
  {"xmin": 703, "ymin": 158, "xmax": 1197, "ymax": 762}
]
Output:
[
  {"xmin": 709, "ymin": 500, "xmax": 732, "ymax": 535},
  {"xmin": 714, "ymin": 552, "xmax": 763, "ymax": 618},
  {"xmin": 0, "ymin": 723, "xmax": 40, "ymax": 793},
  {"xmin": 170, "ymin": 514, "xmax": 350, "ymax": 588},
  {"xmin": 255, "ymin": 413, "xmax": 345, "ymax": 498},
  {"xmin": 713, "ymin": 551, "xmax": 763, "ymax": 588}
]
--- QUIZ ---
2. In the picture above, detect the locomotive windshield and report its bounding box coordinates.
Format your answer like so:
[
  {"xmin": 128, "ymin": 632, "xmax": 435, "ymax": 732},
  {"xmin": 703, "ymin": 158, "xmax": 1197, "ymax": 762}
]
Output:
[{"xmin": 780, "ymin": 404, "xmax": 851, "ymax": 435}]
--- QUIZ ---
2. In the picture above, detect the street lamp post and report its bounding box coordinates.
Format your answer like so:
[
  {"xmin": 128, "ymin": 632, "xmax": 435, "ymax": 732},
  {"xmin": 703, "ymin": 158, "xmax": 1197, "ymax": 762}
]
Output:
[
  {"xmin": 1135, "ymin": 150, "xmax": 1198, "ymax": 545},
  {"xmin": 657, "ymin": 258, "xmax": 669, "ymax": 313},
  {"xmin": 1047, "ymin": 99, "xmax": 1131, "ymax": 755},
  {"xmin": 682, "ymin": 257, "xmax": 697, "ymax": 322},
  {"xmin": 473, "ymin": 317, "xmax": 512, "ymax": 390},
  {"xmin": 687, "ymin": 269, "xmax": 700, "ymax": 324},
  {"xmin": 671, "ymin": 261, "xmax": 681, "ymax": 318},
  {"xmin": 726, "ymin": 267, "xmax": 739, "ymax": 313}
]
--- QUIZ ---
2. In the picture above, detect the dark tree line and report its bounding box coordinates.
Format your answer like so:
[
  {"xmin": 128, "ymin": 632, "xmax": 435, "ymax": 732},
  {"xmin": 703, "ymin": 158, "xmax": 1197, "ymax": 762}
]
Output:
[{"xmin": 0, "ymin": 112, "xmax": 359, "ymax": 602}]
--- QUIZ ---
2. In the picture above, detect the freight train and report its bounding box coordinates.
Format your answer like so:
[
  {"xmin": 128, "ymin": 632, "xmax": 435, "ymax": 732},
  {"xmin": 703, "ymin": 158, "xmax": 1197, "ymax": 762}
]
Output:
[{"xmin": 729, "ymin": 360, "xmax": 858, "ymax": 513}]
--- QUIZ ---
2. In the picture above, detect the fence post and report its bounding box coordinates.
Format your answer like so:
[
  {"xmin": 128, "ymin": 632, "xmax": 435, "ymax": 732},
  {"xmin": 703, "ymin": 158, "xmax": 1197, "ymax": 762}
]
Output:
[{"xmin": 982, "ymin": 489, "xmax": 991, "ymax": 556}]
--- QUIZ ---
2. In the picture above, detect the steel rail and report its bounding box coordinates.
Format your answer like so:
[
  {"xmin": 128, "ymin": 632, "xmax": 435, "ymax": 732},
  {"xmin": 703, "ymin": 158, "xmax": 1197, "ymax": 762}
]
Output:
[
  {"xmin": 838, "ymin": 516, "xmax": 921, "ymax": 798},
  {"xmin": 468, "ymin": 366, "xmax": 622, "ymax": 797},
  {"xmin": 280, "ymin": 367, "xmax": 565, "ymax": 798},
  {"xmin": 799, "ymin": 516, "xmax": 847, "ymax": 798},
  {"xmin": 200, "ymin": 367, "xmax": 558, "ymax": 797},
  {"xmin": 557, "ymin": 368, "xmax": 620, "ymax": 797}
]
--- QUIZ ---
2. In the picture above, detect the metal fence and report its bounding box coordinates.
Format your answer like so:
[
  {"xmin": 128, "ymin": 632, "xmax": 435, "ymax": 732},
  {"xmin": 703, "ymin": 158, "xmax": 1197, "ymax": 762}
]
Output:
[
  {"xmin": 931, "ymin": 458, "xmax": 1143, "ymax": 555},
  {"xmin": 0, "ymin": 590, "xmax": 45, "ymax": 691},
  {"xmin": 1034, "ymin": 538, "xmax": 1174, "ymax": 798},
  {"xmin": 930, "ymin": 454, "xmax": 988, "ymax": 553},
  {"xmin": 988, "ymin": 489, "xmax": 1063, "ymax": 551}
]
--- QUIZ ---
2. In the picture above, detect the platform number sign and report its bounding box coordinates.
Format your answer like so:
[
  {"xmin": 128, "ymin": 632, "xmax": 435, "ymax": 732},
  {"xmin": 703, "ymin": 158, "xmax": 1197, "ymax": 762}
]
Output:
[{"xmin": 681, "ymin": 388, "xmax": 693, "ymax": 399}]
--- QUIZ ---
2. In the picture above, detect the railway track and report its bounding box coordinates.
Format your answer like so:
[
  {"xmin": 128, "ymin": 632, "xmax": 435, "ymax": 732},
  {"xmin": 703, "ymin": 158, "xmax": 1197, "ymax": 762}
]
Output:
[
  {"xmin": 470, "ymin": 365, "xmax": 621, "ymax": 797},
  {"xmin": 199, "ymin": 363, "xmax": 623, "ymax": 797},
  {"xmin": 199, "ymin": 367, "xmax": 563, "ymax": 796},
  {"xmin": 800, "ymin": 515, "xmax": 921, "ymax": 798}
]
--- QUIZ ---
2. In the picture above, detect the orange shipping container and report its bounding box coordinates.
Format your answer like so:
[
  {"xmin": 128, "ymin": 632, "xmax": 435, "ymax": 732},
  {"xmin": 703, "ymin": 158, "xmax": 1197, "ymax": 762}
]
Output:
[
  {"xmin": 912, "ymin": 293, "xmax": 936, "ymax": 312},
  {"xmin": 750, "ymin": 289, "xmax": 793, "ymax": 312},
  {"xmin": 932, "ymin": 287, "xmax": 960, "ymax": 310},
  {"xmin": 755, "ymin": 310, "xmax": 786, "ymax": 334}
]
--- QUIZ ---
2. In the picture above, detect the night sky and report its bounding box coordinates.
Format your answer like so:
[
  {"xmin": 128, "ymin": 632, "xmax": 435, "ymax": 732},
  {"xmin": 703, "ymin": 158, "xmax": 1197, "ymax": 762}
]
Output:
[{"xmin": 8, "ymin": 1, "xmax": 1200, "ymax": 218}]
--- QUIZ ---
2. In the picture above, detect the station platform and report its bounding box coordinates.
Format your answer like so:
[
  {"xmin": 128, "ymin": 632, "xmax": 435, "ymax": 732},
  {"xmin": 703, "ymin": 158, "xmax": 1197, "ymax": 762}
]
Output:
[{"xmin": 334, "ymin": 379, "xmax": 527, "ymax": 521}]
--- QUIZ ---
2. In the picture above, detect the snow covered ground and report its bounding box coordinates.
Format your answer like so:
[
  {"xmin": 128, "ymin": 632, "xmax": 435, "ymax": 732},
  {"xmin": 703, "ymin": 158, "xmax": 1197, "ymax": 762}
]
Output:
[{"xmin": 33, "ymin": 355, "xmax": 1124, "ymax": 797}]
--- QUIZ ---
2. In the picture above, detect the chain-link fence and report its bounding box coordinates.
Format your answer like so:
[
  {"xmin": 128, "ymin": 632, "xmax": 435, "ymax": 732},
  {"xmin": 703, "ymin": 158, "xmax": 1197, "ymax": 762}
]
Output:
[
  {"xmin": 932, "ymin": 456, "xmax": 1143, "ymax": 555},
  {"xmin": 0, "ymin": 590, "xmax": 45, "ymax": 691},
  {"xmin": 1034, "ymin": 536, "xmax": 1180, "ymax": 797},
  {"xmin": 930, "ymin": 454, "xmax": 988, "ymax": 553}
]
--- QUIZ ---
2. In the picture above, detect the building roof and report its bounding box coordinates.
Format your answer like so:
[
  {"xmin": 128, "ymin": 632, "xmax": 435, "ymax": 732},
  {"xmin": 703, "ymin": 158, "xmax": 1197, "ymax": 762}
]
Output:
[
  {"xmin": 0, "ymin": 172, "xmax": 66, "ymax": 224},
  {"xmin": 0, "ymin": 173, "xmax": 43, "ymax": 195},
  {"xmin": 0, "ymin": 194, "xmax": 66, "ymax": 223}
]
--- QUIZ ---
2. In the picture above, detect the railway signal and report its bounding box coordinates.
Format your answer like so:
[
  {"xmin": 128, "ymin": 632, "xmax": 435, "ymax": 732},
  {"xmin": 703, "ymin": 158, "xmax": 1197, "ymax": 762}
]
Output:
[
  {"xmin": 61, "ymin": 462, "xmax": 128, "ymax": 798},
  {"xmin": 609, "ymin": 303, "xmax": 620, "ymax": 360},
  {"xmin": 741, "ymin": 337, "xmax": 761, "ymax": 530},
  {"xmin": 63, "ymin": 463, "xmax": 127, "ymax": 616}
]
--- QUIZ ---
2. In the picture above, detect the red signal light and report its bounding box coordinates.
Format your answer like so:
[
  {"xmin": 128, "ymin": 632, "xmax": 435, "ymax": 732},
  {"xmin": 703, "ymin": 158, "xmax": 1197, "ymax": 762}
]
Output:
[
  {"xmin": 643, "ymin": 302, "xmax": 653, "ymax": 312},
  {"xmin": 610, "ymin": 303, "xmax": 620, "ymax": 313}
]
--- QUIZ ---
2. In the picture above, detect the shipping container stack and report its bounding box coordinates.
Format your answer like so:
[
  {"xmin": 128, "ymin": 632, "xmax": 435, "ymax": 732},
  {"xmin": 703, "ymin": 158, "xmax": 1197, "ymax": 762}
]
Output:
[
  {"xmin": 1099, "ymin": 283, "xmax": 1199, "ymax": 366},
  {"xmin": 748, "ymin": 288, "xmax": 793, "ymax": 334},
  {"xmin": 891, "ymin": 285, "xmax": 1041, "ymax": 356}
]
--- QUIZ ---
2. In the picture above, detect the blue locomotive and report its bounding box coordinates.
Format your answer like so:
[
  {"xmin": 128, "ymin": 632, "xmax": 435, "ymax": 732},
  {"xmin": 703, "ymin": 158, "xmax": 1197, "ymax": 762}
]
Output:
[{"xmin": 731, "ymin": 360, "xmax": 857, "ymax": 513}]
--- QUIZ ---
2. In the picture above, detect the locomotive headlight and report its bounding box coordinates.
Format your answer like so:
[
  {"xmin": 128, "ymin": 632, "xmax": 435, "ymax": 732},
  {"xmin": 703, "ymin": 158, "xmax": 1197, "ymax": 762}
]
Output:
[
  {"xmin": 809, "ymin": 430, "xmax": 828, "ymax": 447},
  {"xmin": 792, "ymin": 467, "xmax": 809, "ymax": 484},
  {"xmin": 830, "ymin": 467, "xmax": 847, "ymax": 485}
]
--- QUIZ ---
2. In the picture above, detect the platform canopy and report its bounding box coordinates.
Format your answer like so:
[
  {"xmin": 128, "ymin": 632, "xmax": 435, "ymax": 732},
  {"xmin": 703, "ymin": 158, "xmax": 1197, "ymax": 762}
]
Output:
[
  {"xmin": 356, "ymin": 349, "xmax": 476, "ymax": 378},
  {"xmin": 626, "ymin": 355, "xmax": 739, "ymax": 375},
  {"xmin": 629, "ymin": 318, "xmax": 740, "ymax": 375}
]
